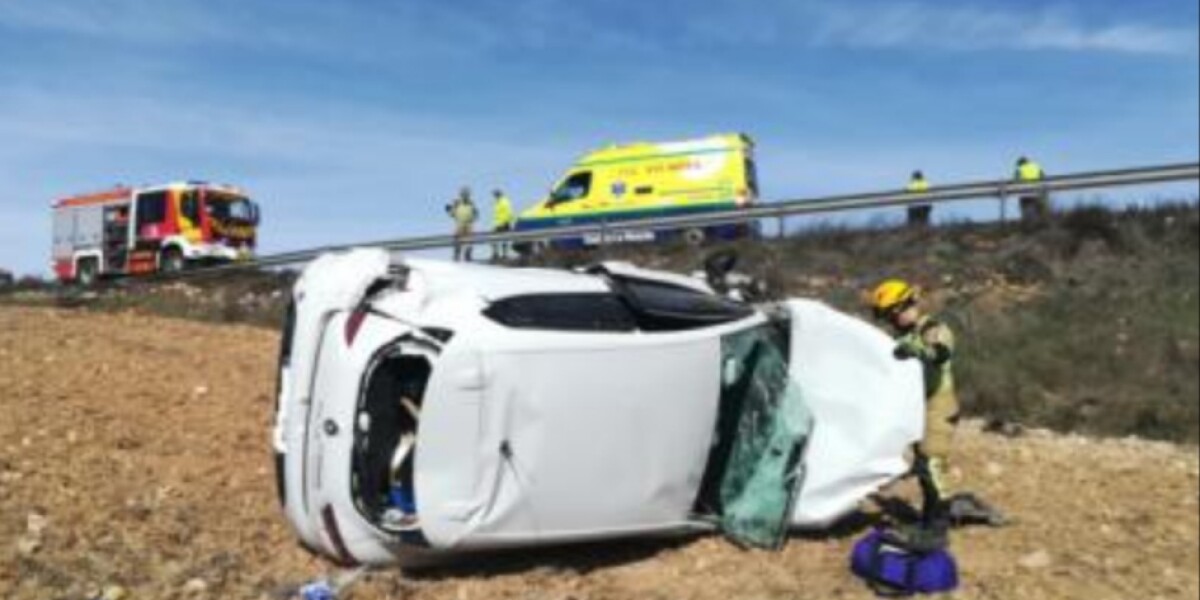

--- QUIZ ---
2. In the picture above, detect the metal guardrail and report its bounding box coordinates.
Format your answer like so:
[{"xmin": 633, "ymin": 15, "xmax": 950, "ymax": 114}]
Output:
[{"xmin": 185, "ymin": 161, "xmax": 1199, "ymax": 276}]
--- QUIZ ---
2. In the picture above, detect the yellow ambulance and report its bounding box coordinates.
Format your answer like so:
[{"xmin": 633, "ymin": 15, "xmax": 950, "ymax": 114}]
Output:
[{"xmin": 514, "ymin": 133, "xmax": 759, "ymax": 246}]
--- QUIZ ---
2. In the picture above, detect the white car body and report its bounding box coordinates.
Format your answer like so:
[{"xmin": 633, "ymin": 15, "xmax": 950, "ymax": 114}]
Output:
[{"xmin": 273, "ymin": 249, "xmax": 923, "ymax": 566}]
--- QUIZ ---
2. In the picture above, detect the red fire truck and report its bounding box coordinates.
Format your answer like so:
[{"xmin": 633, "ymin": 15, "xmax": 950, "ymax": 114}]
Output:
[{"xmin": 52, "ymin": 181, "xmax": 260, "ymax": 284}]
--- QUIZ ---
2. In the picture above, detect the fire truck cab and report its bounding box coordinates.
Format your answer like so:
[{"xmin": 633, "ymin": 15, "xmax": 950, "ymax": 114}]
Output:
[{"xmin": 52, "ymin": 181, "xmax": 260, "ymax": 284}]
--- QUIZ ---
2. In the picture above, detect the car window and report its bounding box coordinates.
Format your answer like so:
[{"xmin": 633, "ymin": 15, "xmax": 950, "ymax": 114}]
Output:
[
  {"xmin": 484, "ymin": 293, "xmax": 637, "ymax": 332},
  {"xmin": 609, "ymin": 276, "xmax": 754, "ymax": 331}
]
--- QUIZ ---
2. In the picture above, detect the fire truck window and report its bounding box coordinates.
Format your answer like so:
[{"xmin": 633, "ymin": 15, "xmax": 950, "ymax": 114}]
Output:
[
  {"xmin": 136, "ymin": 192, "xmax": 168, "ymax": 225},
  {"xmin": 181, "ymin": 191, "xmax": 202, "ymax": 225}
]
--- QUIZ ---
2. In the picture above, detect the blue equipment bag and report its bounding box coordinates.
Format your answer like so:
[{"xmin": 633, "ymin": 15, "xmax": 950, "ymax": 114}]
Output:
[{"xmin": 850, "ymin": 529, "xmax": 959, "ymax": 596}]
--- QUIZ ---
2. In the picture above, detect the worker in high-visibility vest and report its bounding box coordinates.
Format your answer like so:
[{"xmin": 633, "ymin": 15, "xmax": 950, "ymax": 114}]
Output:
[
  {"xmin": 906, "ymin": 170, "xmax": 932, "ymax": 226},
  {"xmin": 445, "ymin": 187, "xmax": 478, "ymax": 262},
  {"xmin": 1015, "ymin": 156, "xmax": 1044, "ymax": 182},
  {"xmin": 491, "ymin": 189, "xmax": 515, "ymax": 261},
  {"xmin": 1014, "ymin": 156, "xmax": 1049, "ymax": 221}
]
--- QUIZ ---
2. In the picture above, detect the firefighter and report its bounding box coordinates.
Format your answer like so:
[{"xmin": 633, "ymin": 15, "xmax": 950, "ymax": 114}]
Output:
[
  {"xmin": 445, "ymin": 187, "xmax": 478, "ymax": 262},
  {"xmin": 1014, "ymin": 156, "xmax": 1049, "ymax": 221},
  {"xmin": 906, "ymin": 170, "xmax": 932, "ymax": 226},
  {"xmin": 491, "ymin": 189, "xmax": 515, "ymax": 261},
  {"xmin": 871, "ymin": 279, "xmax": 959, "ymax": 535}
]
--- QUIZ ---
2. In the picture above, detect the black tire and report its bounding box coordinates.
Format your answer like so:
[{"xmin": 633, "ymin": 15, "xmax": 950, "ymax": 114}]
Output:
[
  {"xmin": 683, "ymin": 228, "xmax": 706, "ymax": 247},
  {"xmin": 76, "ymin": 258, "xmax": 99, "ymax": 287},
  {"xmin": 160, "ymin": 247, "xmax": 185, "ymax": 274}
]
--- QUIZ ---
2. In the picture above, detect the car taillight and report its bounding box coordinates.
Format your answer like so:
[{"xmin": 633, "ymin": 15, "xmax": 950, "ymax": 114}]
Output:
[{"xmin": 345, "ymin": 310, "xmax": 368, "ymax": 346}]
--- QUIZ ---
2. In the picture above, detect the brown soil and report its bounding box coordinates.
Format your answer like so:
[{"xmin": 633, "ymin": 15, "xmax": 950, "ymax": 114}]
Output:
[{"xmin": 1, "ymin": 306, "xmax": 1196, "ymax": 599}]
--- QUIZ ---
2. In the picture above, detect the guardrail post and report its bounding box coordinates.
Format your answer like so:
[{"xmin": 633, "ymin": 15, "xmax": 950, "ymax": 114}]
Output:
[{"xmin": 776, "ymin": 216, "xmax": 786, "ymax": 240}]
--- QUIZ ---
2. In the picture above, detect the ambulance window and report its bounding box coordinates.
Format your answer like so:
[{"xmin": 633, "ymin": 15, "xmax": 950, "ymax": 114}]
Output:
[
  {"xmin": 135, "ymin": 192, "xmax": 168, "ymax": 225},
  {"xmin": 550, "ymin": 172, "xmax": 592, "ymax": 205}
]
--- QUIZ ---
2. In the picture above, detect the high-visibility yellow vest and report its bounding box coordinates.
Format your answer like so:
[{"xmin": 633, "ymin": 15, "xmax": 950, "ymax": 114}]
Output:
[
  {"xmin": 1017, "ymin": 161, "xmax": 1044, "ymax": 181},
  {"xmin": 906, "ymin": 178, "xmax": 930, "ymax": 193},
  {"xmin": 452, "ymin": 201, "xmax": 477, "ymax": 226},
  {"xmin": 493, "ymin": 196, "xmax": 514, "ymax": 227}
]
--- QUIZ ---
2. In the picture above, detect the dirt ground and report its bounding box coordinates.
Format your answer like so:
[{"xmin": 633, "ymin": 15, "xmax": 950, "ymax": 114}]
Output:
[{"xmin": 1, "ymin": 306, "xmax": 1197, "ymax": 599}]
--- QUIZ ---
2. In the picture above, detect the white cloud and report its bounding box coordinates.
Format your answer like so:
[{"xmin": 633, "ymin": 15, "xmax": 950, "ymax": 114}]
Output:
[
  {"xmin": 681, "ymin": 1, "xmax": 1198, "ymax": 56},
  {"xmin": 806, "ymin": 3, "xmax": 1198, "ymax": 55}
]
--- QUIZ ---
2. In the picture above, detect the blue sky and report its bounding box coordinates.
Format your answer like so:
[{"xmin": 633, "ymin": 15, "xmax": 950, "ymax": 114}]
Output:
[{"xmin": 1, "ymin": 0, "xmax": 1198, "ymax": 275}]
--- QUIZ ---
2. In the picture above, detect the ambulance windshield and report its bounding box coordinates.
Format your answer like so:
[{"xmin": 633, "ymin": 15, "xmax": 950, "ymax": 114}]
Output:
[{"xmin": 550, "ymin": 172, "xmax": 592, "ymax": 205}]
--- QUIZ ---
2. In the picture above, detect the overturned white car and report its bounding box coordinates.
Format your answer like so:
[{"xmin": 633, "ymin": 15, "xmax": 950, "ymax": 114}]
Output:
[{"xmin": 272, "ymin": 249, "xmax": 924, "ymax": 566}]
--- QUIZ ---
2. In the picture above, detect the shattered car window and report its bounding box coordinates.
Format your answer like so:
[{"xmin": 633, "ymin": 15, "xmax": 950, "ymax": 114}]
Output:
[{"xmin": 696, "ymin": 324, "xmax": 813, "ymax": 549}]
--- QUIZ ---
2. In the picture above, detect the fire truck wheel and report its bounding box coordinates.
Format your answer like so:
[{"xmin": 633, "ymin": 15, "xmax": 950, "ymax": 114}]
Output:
[
  {"xmin": 160, "ymin": 247, "xmax": 186, "ymax": 274},
  {"xmin": 76, "ymin": 258, "xmax": 98, "ymax": 287}
]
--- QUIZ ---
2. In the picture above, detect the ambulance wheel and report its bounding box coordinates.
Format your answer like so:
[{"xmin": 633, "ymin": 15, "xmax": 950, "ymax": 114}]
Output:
[
  {"xmin": 160, "ymin": 247, "xmax": 185, "ymax": 274},
  {"xmin": 683, "ymin": 228, "xmax": 706, "ymax": 247},
  {"xmin": 76, "ymin": 258, "xmax": 98, "ymax": 287}
]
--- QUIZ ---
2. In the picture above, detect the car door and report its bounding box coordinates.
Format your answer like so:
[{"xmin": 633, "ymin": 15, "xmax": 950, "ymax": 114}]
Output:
[
  {"xmin": 694, "ymin": 323, "xmax": 814, "ymax": 550},
  {"xmin": 440, "ymin": 327, "xmax": 725, "ymax": 547}
]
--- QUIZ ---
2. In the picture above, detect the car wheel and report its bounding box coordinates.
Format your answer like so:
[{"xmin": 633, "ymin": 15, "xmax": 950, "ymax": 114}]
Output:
[
  {"xmin": 160, "ymin": 247, "xmax": 185, "ymax": 274},
  {"xmin": 683, "ymin": 228, "xmax": 706, "ymax": 247}
]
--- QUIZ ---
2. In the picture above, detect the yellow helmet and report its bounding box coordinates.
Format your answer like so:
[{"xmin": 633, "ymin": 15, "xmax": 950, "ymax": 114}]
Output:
[{"xmin": 871, "ymin": 279, "xmax": 918, "ymax": 318}]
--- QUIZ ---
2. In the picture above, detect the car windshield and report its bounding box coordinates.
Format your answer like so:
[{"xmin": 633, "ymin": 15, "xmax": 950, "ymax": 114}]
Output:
[{"xmin": 206, "ymin": 193, "xmax": 259, "ymax": 224}]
